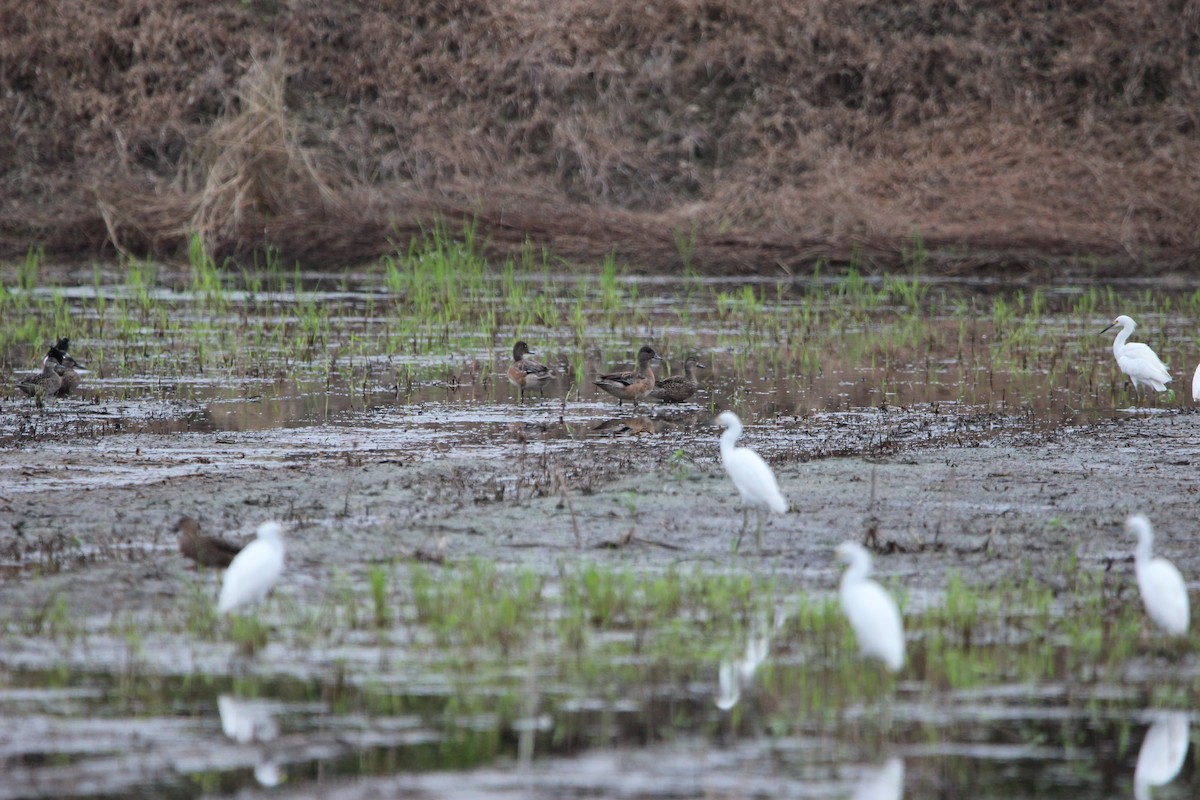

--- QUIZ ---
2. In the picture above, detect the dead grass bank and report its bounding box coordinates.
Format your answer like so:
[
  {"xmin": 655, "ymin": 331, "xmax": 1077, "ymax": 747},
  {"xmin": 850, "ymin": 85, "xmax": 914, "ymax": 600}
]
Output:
[{"xmin": 2, "ymin": 0, "xmax": 1199, "ymax": 273}]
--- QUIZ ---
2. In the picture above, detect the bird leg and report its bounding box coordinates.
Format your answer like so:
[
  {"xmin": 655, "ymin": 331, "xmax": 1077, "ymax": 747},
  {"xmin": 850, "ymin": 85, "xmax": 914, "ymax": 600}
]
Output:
[
  {"xmin": 755, "ymin": 510, "xmax": 765, "ymax": 551},
  {"xmin": 734, "ymin": 506, "xmax": 750, "ymax": 552}
]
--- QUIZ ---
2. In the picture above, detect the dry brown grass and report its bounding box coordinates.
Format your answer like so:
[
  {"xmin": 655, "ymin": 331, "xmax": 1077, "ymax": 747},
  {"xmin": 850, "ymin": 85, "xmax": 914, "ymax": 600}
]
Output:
[{"xmin": 2, "ymin": 0, "xmax": 1199, "ymax": 272}]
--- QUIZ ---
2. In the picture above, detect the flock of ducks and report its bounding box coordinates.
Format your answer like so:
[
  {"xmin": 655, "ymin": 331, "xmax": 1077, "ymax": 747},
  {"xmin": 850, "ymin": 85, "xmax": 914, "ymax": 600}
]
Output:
[{"xmin": 507, "ymin": 340, "xmax": 708, "ymax": 407}]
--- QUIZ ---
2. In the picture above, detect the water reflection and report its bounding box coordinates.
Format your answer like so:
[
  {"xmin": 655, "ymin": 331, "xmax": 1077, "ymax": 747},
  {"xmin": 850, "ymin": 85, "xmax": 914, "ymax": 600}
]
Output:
[
  {"xmin": 715, "ymin": 613, "xmax": 777, "ymax": 711},
  {"xmin": 1134, "ymin": 711, "xmax": 1189, "ymax": 800},
  {"xmin": 218, "ymin": 694, "xmax": 286, "ymax": 787},
  {"xmin": 852, "ymin": 757, "xmax": 904, "ymax": 800},
  {"xmin": 217, "ymin": 694, "xmax": 280, "ymax": 743}
]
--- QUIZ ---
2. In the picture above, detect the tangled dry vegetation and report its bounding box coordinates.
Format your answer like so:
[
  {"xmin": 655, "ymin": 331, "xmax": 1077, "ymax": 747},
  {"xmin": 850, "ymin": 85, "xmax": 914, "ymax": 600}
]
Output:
[{"xmin": 2, "ymin": 0, "xmax": 1199, "ymax": 272}]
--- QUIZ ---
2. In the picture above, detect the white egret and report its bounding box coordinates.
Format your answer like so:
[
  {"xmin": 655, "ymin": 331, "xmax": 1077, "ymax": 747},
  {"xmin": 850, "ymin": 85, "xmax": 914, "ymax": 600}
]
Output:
[
  {"xmin": 1192, "ymin": 361, "xmax": 1199, "ymax": 402},
  {"xmin": 218, "ymin": 521, "xmax": 285, "ymax": 614},
  {"xmin": 716, "ymin": 411, "xmax": 787, "ymax": 550},
  {"xmin": 1101, "ymin": 315, "xmax": 1171, "ymax": 399},
  {"xmin": 1126, "ymin": 515, "xmax": 1189, "ymax": 636},
  {"xmin": 1134, "ymin": 711, "xmax": 1189, "ymax": 800},
  {"xmin": 836, "ymin": 541, "xmax": 905, "ymax": 672},
  {"xmin": 852, "ymin": 757, "xmax": 904, "ymax": 800}
]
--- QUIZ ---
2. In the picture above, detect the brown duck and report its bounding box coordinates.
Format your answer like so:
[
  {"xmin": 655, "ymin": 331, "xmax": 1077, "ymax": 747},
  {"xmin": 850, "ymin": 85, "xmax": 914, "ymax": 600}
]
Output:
[
  {"xmin": 593, "ymin": 345, "xmax": 662, "ymax": 409},
  {"xmin": 506, "ymin": 341, "xmax": 553, "ymax": 402},
  {"xmin": 177, "ymin": 517, "xmax": 244, "ymax": 568},
  {"xmin": 16, "ymin": 350, "xmax": 62, "ymax": 401},
  {"xmin": 647, "ymin": 355, "xmax": 707, "ymax": 403}
]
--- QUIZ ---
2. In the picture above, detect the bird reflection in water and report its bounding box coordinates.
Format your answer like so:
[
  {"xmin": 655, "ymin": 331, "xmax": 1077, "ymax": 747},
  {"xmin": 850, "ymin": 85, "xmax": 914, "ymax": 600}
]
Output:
[{"xmin": 1134, "ymin": 711, "xmax": 1189, "ymax": 800}]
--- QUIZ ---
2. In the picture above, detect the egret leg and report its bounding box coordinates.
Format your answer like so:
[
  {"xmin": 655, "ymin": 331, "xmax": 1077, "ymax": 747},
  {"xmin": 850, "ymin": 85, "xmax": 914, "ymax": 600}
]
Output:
[
  {"xmin": 755, "ymin": 510, "xmax": 764, "ymax": 551},
  {"xmin": 733, "ymin": 506, "xmax": 750, "ymax": 552}
]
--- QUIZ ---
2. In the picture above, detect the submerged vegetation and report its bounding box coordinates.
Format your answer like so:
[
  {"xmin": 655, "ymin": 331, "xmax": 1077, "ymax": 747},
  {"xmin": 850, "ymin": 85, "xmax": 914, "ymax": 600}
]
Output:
[
  {"xmin": 7, "ymin": 555, "xmax": 1198, "ymax": 702},
  {"xmin": 3, "ymin": 228, "xmax": 1199, "ymax": 417}
]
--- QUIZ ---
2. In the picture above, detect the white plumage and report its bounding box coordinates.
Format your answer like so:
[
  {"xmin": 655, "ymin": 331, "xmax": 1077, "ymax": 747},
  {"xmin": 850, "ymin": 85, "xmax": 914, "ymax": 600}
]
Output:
[
  {"xmin": 717, "ymin": 411, "xmax": 787, "ymax": 550},
  {"xmin": 1134, "ymin": 712, "xmax": 1189, "ymax": 800},
  {"xmin": 1102, "ymin": 315, "xmax": 1172, "ymax": 394},
  {"xmin": 1192, "ymin": 361, "xmax": 1199, "ymax": 402},
  {"xmin": 218, "ymin": 521, "xmax": 285, "ymax": 613},
  {"xmin": 836, "ymin": 541, "xmax": 905, "ymax": 672},
  {"xmin": 1127, "ymin": 514, "xmax": 1189, "ymax": 636}
]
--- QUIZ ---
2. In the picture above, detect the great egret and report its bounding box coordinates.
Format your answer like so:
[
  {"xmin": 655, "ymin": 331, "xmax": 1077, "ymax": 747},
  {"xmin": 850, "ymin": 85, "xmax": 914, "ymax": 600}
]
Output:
[
  {"xmin": 177, "ymin": 517, "xmax": 243, "ymax": 568},
  {"xmin": 218, "ymin": 521, "xmax": 285, "ymax": 613},
  {"xmin": 594, "ymin": 346, "xmax": 662, "ymax": 408},
  {"xmin": 836, "ymin": 541, "xmax": 905, "ymax": 672},
  {"xmin": 1101, "ymin": 315, "xmax": 1171, "ymax": 398},
  {"xmin": 1134, "ymin": 711, "xmax": 1189, "ymax": 800},
  {"xmin": 507, "ymin": 341, "xmax": 553, "ymax": 402},
  {"xmin": 1192, "ymin": 362, "xmax": 1199, "ymax": 402},
  {"xmin": 647, "ymin": 355, "xmax": 707, "ymax": 403},
  {"xmin": 716, "ymin": 411, "xmax": 787, "ymax": 550},
  {"xmin": 1126, "ymin": 514, "xmax": 1189, "ymax": 636}
]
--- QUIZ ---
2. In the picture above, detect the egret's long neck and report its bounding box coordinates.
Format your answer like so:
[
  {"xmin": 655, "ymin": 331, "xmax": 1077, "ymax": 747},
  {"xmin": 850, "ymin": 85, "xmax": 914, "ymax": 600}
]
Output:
[
  {"xmin": 720, "ymin": 421, "xmax": 741, "ymax": 456},
  {"xmin": 841, "ymin": 554, "xmax": 872, "ymax": 587},
  {"xmin": 1112, "ymin": 321, "xmax": 1133, "ymax": 359},
  {"xmin": 1135, "ymin": 527, "xmax": 1153, "ymax": 566}
]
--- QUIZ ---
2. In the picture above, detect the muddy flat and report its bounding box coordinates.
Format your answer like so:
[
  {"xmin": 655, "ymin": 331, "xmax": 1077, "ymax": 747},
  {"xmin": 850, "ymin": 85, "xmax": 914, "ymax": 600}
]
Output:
[{"xmin": 3, "ymin": 265, "xmax": 1200, "ymax": 798}]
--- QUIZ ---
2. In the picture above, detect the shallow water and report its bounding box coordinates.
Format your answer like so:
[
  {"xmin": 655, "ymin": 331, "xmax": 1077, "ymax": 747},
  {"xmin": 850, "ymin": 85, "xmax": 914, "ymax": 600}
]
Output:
[{"xmin": 3, "ymin": 262, "xmax": 1200, "ymax": 798}]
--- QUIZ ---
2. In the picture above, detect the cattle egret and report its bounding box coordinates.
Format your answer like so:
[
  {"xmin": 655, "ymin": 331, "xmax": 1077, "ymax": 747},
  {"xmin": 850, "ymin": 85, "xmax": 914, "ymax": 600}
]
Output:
[
  {"xmin": 836, "ymin": 541, "xmax": 905, "ymax": 672},
  {"xmin": 1127, "ymin": 515, "xmax": 1189, "ymax": 636},
  {"xmin": 218, "ymin": 521, "xmax": 285, "ymax": 614},
  {"xmin": 716, "ymin": 411, "xmax": 787, "ymax": 550},
  {"xmin": 1101, "ymin": 315, "xmax": 1171, "ymax": 398}
]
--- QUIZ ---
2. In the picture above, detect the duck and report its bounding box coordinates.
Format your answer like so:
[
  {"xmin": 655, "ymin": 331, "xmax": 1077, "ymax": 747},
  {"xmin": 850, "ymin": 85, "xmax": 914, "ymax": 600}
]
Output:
[
  {"xmin": 54, "ymin": 355, "xmax": 86, "ymax": 397},
  {"xmin": 506, "ymin": 340, "xmax": 553, "ymax": 402},
  {"xmin": 593, "ymin": 345, "xmax": 662, "ymax": 409},
  {"xmin": 647, "ymin": 355, "xmax": 707, "ymax": 403},
  {"xmin": 177, "ymin": 516, "xmax": 245, "ymax": 569},
  {"xmin": 16, "ymin": 349, "xmax": 63, "ymax": 402}
]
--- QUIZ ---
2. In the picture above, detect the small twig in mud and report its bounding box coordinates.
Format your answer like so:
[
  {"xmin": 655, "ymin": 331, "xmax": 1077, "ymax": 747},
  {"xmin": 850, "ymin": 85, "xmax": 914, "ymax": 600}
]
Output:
[
  {"xmin": 862, "ymin": 464, "xmax": 883, "ymax": 550},
  {"xmin": 593, "ymin": 530, "xmax": 683, "ymax": 550},
  {"xmin": 932, "ymin": 465, "xmax": 957, "ymax": 550},
  {"xmin": 552, "ymin": 468, "xmax": 582, "ymax": 548}
]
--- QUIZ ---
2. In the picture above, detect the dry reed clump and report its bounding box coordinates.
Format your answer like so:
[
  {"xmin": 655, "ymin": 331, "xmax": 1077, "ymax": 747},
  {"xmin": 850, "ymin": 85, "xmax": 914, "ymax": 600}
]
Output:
[
  {"xmin": 183, "ymin": 54, "xmax": 343, "ymax": 249},
  {"xmin": 2, "ymin": 0, "xmax": 1200, "ymax": 271}
]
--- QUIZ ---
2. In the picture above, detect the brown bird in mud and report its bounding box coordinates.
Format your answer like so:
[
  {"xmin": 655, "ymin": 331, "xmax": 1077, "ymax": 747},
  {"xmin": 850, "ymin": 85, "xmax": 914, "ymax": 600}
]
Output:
[
  {"xmin": 53, "ymin": 354, "xmax": 85, "ymax": 397},
  {"xmin": 647, "ymin": 355, "xmax": 707, "ymax": 403},
  {"xmin": 506, "ymin": 340, "xmax": 554, "ymax": 402},
  {"xmin": 177, "ymin": 517, "xmax": 245, "ymax": 568},
  {"xmin": 593, "ymin": 345, "xmax": 662, "ymax": 409},
  {"xmin": 15, "ymin": 349, "xmax": 63, "ymax": 402},
  {"xmin": 48, "ymin": 338, "xmax": 87, "ymax": 397}
]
